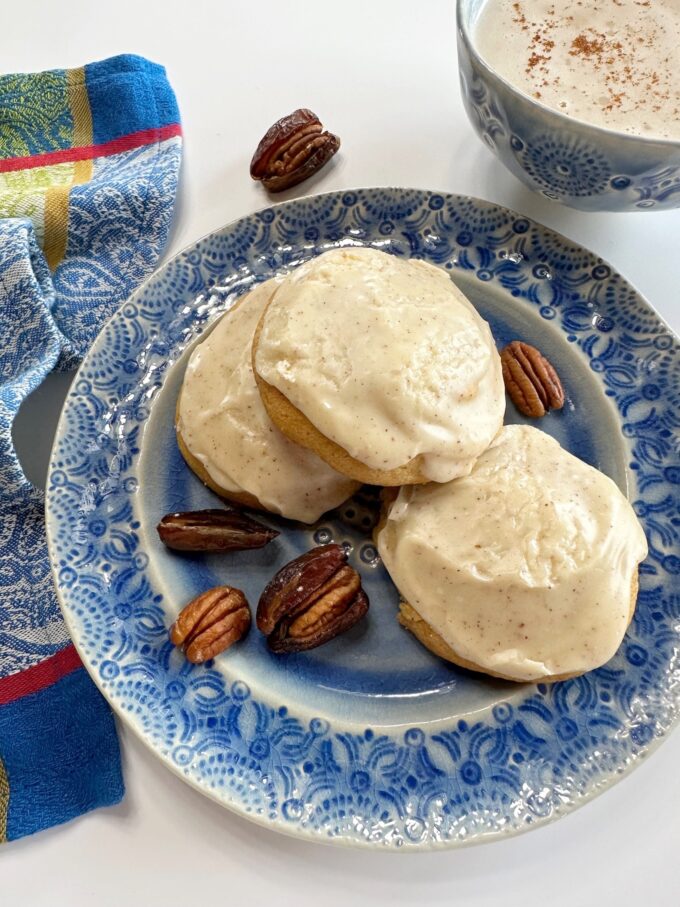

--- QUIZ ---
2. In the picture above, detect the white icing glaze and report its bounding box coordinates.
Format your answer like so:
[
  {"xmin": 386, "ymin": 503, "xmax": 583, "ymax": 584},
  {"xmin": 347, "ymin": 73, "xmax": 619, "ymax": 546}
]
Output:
[
  {"xmin": 177, "ymin": 279, "xmax": 358, "ymax": 523},
  {"xmin": 377, "ymin": 425, "xmax": 648, "ymax": 680},
  {"xmin": 253, "ymin": 247, "xmax": 505, "ymax": 482}
]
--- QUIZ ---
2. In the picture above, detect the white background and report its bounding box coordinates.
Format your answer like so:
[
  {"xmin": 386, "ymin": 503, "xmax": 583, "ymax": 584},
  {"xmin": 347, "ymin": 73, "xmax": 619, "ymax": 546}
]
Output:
[{"xmin": 3, "ymin": 1, "xmax": 679, "ymax": 904}]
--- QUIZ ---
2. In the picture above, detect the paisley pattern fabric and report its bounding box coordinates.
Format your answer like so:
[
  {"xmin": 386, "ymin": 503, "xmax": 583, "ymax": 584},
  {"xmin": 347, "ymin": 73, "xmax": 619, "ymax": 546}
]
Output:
[
  {"xmin": 0, "ymin": 223, "xmax": 67, "ymax": 677},
  {"xmin": 0, "ymin": 55, "xmax": 181, "ymax": 842},
  {"xmin": 53, "ymin": 137, "xmax": 181, "ymax": 365}
]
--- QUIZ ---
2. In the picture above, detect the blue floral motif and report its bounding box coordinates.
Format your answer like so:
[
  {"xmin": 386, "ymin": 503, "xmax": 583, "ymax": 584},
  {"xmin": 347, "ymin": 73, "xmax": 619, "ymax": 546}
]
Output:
[
  {"xmin": 519, "ymin": 134, "xmax": 611, "ymax": 197},
  {"xmin": 46, "ymin": 189, "xmax": 680, "ymax": 849},
  {"xmin": 631, "ymin": 168, "xmax": 680, "ymax": 208}
]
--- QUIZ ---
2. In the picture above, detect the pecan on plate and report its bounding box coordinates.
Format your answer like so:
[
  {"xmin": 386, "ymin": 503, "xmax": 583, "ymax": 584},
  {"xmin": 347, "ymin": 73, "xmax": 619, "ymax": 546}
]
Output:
[
  {"xmin": 250, "ymin": 108, "xmax": 340, "ymax": 192},
  {"xmin": 157, "ymin": 508, "xmax": 278, "ymax": 552},
  {"xmin": 500, "ymin": 340, "xmax": 565, "ymax": 418},
  {"xmin": 170, "ymin": 586, "xmax": 251, "ymax": 663},
  {"xmin": 257, "ymin": 544, "xmax": 368, "ymax": 653}
]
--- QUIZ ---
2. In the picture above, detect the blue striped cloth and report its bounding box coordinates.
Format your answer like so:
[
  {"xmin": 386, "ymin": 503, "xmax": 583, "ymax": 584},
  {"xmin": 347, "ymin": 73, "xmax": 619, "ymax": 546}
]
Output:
[{"xmin": 0, "ymin": 54, "xmax": 182, "ymax": 842}]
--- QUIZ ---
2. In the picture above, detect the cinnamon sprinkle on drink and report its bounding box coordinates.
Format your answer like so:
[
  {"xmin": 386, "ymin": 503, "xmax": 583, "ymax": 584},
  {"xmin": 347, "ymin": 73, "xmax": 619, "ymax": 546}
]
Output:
[{"xmin": 474, "ymin": 0, "xmax": 680, "ymax": 139}]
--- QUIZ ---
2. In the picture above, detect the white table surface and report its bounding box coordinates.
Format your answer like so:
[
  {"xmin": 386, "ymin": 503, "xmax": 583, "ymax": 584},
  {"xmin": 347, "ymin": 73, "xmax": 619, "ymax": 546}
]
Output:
[{"xmin": 3, "ymin": 1, "xmax": 679, "ymax": 904}]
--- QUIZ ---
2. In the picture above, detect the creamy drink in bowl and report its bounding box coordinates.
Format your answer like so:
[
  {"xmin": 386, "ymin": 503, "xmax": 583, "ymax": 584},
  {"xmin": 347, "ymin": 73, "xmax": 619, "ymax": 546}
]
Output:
[
  {"xmin": 456, "ymin": 0, "xmax": 680, "ymax": 210},
  {"xmin": 473, "ymin": 0, "xmax": 680, "ymax": 140}
]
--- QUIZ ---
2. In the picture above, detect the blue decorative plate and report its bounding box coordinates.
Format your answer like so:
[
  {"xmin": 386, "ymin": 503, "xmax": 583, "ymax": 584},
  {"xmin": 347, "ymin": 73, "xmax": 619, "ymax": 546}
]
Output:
[{"xmin": 46, "ymin": 189, "xmax": 680, "ymax": 849}]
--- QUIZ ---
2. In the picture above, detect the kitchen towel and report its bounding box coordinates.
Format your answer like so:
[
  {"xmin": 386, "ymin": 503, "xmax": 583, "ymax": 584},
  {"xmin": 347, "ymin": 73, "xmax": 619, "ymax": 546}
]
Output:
[{"xmin": 0, "ymin": 54, "xmax": 182, "ymax": 841}]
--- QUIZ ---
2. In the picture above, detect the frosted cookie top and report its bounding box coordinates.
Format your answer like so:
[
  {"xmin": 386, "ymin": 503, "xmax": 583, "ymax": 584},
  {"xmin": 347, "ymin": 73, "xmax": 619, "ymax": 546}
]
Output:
[
  {"xmin": 177, "ymin": 279, "xmax": 358, "ymax": 523},
  {"xmin": 253, "ymin": 247, "xmax": 505, "ymax": 483},
  {"xmin": 376, "ymin": 425, "xmax": 648, "ymax": 681}
]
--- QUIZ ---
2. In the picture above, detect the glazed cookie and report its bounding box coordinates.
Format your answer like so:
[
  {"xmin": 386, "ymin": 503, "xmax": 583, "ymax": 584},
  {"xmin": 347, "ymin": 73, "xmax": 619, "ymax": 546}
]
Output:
[
  {"xmin": 176, "ymin": 279, "xmax": 359, "ymax": 524},
  {"xmin": 376, "ymin": 425, "xmax": 648, "ymax": 682},
  {"xmin": 252, "ymin": 247, "xmax": 505, "ymax": 486}
]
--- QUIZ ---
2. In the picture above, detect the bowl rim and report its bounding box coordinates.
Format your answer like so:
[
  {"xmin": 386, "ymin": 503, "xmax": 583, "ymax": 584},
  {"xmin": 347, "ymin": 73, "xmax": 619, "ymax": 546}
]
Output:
[{"xmin": 456, "ymin": 0, "xmax": 680, "ymax": 150}]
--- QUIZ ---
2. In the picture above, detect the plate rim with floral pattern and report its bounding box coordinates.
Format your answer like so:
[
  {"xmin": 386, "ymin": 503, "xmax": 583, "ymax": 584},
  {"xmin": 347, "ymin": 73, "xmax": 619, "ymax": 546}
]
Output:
[{"xmin": 46, "ymin": 188, "xmax": 680, "ymax": 850}]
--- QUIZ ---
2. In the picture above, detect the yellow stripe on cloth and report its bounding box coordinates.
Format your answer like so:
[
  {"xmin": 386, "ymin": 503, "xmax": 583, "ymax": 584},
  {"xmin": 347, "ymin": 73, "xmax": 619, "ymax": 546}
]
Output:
[
  {"xmin": 0, "ymin": 756, "xmax": 8, "ymax": 843},
  {"xmin": 44, "ymin": 66, "xmax": 94, "ymax": 270},
  {"xmin": 44, "ymin": 186, "xmax": 70, "ymax": 269}
]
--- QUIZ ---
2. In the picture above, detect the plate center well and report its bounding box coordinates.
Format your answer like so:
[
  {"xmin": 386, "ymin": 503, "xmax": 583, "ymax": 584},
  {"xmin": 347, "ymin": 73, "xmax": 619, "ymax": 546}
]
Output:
[{"xmin": 136, "ymin": 270, "xmax": 628, "ymax": 727}]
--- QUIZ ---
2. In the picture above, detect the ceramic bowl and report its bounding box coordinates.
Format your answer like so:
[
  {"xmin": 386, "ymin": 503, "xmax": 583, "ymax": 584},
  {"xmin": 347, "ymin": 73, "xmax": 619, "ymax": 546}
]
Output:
[{"xmin": 457, "ymin": 0, "xmax": 680, "ymax": 212}]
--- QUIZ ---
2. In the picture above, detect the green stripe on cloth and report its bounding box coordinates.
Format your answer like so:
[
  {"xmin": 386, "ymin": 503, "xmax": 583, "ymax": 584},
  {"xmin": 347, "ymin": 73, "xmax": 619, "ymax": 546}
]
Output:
[{"xmin": 0, "ymin": 69, "xmax": 72, "ymax": 158}]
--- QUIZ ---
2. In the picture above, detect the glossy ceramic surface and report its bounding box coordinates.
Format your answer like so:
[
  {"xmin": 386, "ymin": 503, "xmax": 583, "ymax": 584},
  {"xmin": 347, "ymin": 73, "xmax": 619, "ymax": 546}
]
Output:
[
  {"xmin": 46, "ymin": 189, "xmax": 680, "ymax": 848},
  {"xmin": 457, "ymin": 0, "xmax": 680, "ymax": 212}
]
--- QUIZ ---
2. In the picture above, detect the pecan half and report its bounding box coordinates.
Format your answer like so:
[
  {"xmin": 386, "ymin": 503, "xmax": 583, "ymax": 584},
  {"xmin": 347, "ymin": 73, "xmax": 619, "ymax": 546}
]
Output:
[
  {"xmin": 170, "ymin": 586, "xmax": 251, "ymax": 663},
  {"xmin": 157, "ymin": 508, "xmax": 278, "ymax": 552},
  {"xmin": 500, "ymin": 340, "xmax": 565, "ymax": 418},
  {"xmin": 250, "ymin": 108, "xmax": 340, "ymax": 192},
  {"xmin": 257, "ymin": 544, "xmax": 368, "ymax": 653}
]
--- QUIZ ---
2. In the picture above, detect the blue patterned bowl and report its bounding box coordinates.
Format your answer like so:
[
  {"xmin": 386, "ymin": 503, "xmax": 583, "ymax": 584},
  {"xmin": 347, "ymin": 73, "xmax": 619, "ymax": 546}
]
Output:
[
  {"xmin": 457, "ymin": 0, "xmax": 680, "ymax": 212},
  {"xmin": 46, "ymin": 189, "xmax": 680, "ymax": 849}
]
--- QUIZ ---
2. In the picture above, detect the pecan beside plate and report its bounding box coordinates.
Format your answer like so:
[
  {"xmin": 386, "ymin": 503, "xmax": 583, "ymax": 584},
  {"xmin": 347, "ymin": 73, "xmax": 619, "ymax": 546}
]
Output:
[{"xmin": 250, "ymin": 108, "xmax": 340, "ymax": 192}]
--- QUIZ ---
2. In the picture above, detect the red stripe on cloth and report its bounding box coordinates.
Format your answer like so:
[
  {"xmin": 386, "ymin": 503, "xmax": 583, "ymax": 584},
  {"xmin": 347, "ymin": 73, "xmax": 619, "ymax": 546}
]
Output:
[
  {"xmin": 0, "ymin": 123, "xmax": 182, "ymax": 173},
  {"xmin": 0, "ymin": 645, "xmax": 82, "ymax": 706}
]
